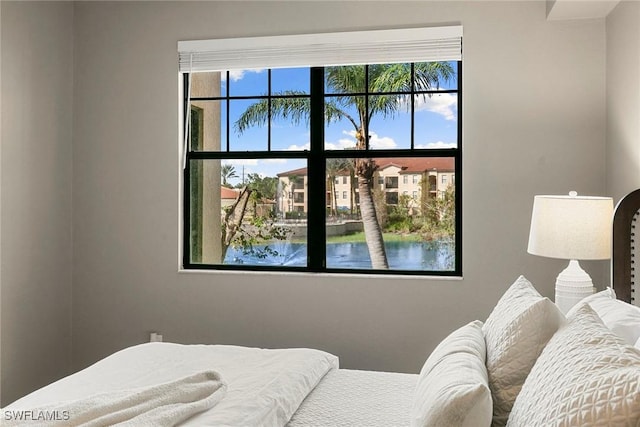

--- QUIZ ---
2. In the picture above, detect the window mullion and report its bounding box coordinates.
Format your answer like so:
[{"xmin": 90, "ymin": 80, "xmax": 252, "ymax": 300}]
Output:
[
  {"xmin": 307, "ymin": 67, "xmax": 326, "ymax": 271},
  {"xmin": 455, "ymin": 60, "xmax": 463, "ymax": 275}
]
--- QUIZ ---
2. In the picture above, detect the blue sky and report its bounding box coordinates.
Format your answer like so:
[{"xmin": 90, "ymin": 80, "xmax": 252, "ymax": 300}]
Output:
[{"xmin": 212, "ymin": 64, "xmax": 458, "ymax": 186}]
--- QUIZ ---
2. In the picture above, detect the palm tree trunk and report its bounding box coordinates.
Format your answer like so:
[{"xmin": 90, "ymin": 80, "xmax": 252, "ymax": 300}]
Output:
[
  {"xmin": 357, "ymin": 170, "xmax": 389, "ymax": 269},
  {"xmin": 353, "ymin": 126, "xmax": 389, "ymax": 269}
]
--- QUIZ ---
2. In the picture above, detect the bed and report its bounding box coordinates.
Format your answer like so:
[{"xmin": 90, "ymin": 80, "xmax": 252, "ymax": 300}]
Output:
[{"xmin": 4, "ymin": 190, "xmax": 640, "ymax": 427}]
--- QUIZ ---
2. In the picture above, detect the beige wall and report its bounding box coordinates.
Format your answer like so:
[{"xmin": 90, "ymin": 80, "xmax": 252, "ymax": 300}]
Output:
[
  {"xmin": 0, "ymin": 0, "xmax": 3, "ymax": 406},
  {"xmin": 0, "ymin": 1, "xmax": 74, "ymax": 405},
  {"xmin": 606, "ymin": 1, "xmax": 640, "ymax": 202},
  {"xmin": 71, "ymin": 0, "xmax": 607, "ymax": 377}
]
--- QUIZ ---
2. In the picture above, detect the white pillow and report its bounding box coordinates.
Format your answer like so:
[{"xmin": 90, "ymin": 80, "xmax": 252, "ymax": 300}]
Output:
[
  {"xmin": 636, "ymin": 336, "xmax": 640, "ymax": 350},
  {"xmin": 482, "ymin": 276, "xmax": 564, "ymax": 427},
  {"xmin": 410, "ymin": 320, "xmax": 492, "ymax": 427},
  {"xmin": 565, "ymin": 286, "xmax": 616, "ymax": 318},
  {"xmin": 567, "ymin": 287, "xmax": 640, "ymax": 345},
  {"xmin": 506, "ymin": 304, "xmax": 640, "ymax": 427}
]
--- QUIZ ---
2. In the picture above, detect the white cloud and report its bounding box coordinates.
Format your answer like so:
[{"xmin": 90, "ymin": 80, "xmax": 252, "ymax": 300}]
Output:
[
  {"xmin": 262, "ymin": 158, "xmax": 287, "ymax": 164},
  {"xmin": 331, "ymin": 129, "xmax": 397, "ymax": 150},
  {"xmin": 415, "ymin": 93, "xmax": 457, "ymax": 121},
  {"xmin": 221, "ymin": 68, "xmax": 266, "ymax": 82},
  {"xmin": 415, "ymin": 141, "xmax": 457, "ymax": 149},
  {"xmin": 222, "ymin": 158, "xmax": 258, "ymax": 166},
  {"xmin": 286, "ymin": 142, "xmax": 311, "ymax": 151},
  {"xmin": 370, "ymin": 132, "xmax": 397, "ymax": 149},
  {"xmin": 324, "ymin": 138, "xmax": 355, "ymax": 151}
]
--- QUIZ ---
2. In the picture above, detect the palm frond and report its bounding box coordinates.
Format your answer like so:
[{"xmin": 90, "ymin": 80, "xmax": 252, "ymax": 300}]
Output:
[
  {"xmin": 414, "ymin": 62, "xmax": 455, "ymax": 91},
  {"xmin": 325, "ymin": 66, "xmax": 366, "ymax": 94},
  {"xmin": 235, "ymin": 91, "xmax": 310, "ymax": 134},
  {"xmin": 369, "ymin": 63, "xmax": 412, "ymax": 93},
  {"xmin": 325, "ymin": 100, "xmax": 359, "ymax": 130}
]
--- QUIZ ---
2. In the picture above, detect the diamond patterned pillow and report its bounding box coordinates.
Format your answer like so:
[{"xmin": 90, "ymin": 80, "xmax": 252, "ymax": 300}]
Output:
[
  {"xmin": 483, "ymin": 276, "xmax": 564, "ymax": 426},
  {"xmin": 506, "ymin": 304, "xmax": 640, "ymax": 427},
  {"xmin": 567, "ymin": 287, "xmax": 640, "ymax": 345}
]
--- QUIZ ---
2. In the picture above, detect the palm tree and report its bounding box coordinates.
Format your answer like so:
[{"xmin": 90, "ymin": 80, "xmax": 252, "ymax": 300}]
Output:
[
  {"xmin": 221, "ymin": 164, "xmax": 238, "ymax": 186},
  {"xmin": 235, "ymin": 63, "xmax": 454, "ymax": 269}
]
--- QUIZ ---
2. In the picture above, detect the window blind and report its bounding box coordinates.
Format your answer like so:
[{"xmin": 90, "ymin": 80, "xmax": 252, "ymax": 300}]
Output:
[{"xmin": 178, "ymin": 26, "xmax": 462, "ymax": 73}]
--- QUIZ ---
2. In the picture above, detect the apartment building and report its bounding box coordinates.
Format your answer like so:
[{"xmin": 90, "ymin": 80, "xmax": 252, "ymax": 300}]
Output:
[{"xmin": 277, "ymin": 157, "xmax": 455, "ymax": 215}]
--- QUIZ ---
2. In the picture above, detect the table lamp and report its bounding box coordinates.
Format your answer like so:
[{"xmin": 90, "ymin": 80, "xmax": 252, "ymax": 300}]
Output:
[{"xmin": 527, "ymin": 191, "xmax": 613, "ymax": 314}]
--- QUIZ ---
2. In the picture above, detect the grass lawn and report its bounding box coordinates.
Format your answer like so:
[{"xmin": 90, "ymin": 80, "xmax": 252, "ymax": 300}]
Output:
[{"xmin": 326, "ymin": 231, "xmax": 422, "ymax": 244}]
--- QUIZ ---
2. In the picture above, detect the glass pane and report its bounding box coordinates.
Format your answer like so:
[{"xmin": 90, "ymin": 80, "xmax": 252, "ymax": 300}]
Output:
[
  {"xmin": 272, "ymin": 67, "xmax": 310, "ymax": 94},
  {"xmin": 189, "ymin": 158, "xmax": 308, "ymax": 267},
  {"xmin": 324, "ymin": 97, "xmax": 362, "ymax": 150},
  {"xmin": 271, "ymin": 96, "xmax": 311, "ymax": 151},
  {"xmin": 190, "ymin": 71, "xmax": 225, "ymax": 98},
  {"xmin": 325, "ymin": 65, "xmax": 365, "ymax": 94},
  {"xmin": 414, "ymin": 61, "xmax": 458, "ymax": 92},
  {"xmin": 368, "ymin": 63, "xmax": 412, "ymax": 93},
  {"xmin": 227, "ymin": 68, "xmax": 268, "ymax": 97},
  {"xmin": 325, "ymin": 157, "xmax": 455, "ymax": 271},
  {"xmin": 229, "ymin": 99, "xmax": 268, "ymax": 151},
  {"xmin": 413, "ymin": 93, "xmax": 458, "ymax": 149},
  {"xmin": 368, "ymin": 95, "xmax": 411, "ymax": 150},
  {"xmin": 189, "ymin": 100, "xmax": 226, "ymax": 151}
]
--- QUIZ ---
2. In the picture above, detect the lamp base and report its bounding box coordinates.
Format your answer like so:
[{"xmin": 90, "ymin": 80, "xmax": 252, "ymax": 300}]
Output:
[{"xmin": 554, "ymin": 260, "xmax": 596, "ymax": 314}]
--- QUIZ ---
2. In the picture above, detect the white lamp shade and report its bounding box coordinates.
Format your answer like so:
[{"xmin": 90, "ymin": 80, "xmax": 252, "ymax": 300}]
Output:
[{"xmin": 527, "ymin": 193, "xmax": 613, "ymax": 260}]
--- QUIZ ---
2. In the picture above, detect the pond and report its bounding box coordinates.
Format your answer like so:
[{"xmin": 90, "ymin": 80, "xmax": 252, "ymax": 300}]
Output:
[{"xmin": 224, "ymin": 240, "xmax": 455, "ymax": 271}]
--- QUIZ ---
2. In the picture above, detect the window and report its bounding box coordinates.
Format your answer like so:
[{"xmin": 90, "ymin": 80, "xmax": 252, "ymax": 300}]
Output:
[
  {"xmin": 386, "ymin": 192, "xmax": 399, "ymax": 205},
  {"xmin": 442, "ymin": 175, "xmax": 447, "ymax": 185},
  {"xmin": 385, "ymin": 177, "xmax": 399, "ymax": 189},
  {"xmin": 180, "ymin": 26, "xmax": 462, "ymax": 275}
]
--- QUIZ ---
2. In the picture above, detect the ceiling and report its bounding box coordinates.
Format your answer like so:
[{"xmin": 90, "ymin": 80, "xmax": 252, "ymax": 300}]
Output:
[{"xmin": 546, "ymin": 0, "xmax": 621, "ymax": 20}]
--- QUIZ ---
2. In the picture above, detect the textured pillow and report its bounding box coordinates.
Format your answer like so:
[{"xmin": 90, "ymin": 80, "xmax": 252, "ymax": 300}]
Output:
[
  {"xmin": 565, "ymin": 287, "xmax": 616, "ymax": 318},
  {"xmin": 567, "ymin": 287, "xmax": 640, "ymax": 345},
  {"xmin": 482, "ymin": 276, "xmax": 564, "ymax": 427},
  {"xmin": 506, "ymin": 304, "xmax": 640, "ymax": 427},
  {"xmin": 410, "ymin": 320, "xmax": 492, "ymax": 427}
]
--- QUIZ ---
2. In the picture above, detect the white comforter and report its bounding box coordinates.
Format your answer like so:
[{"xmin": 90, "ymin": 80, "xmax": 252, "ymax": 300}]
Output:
[{"xmin": 4, "ymin": 342, "xmax": 339, "ymax": 427}]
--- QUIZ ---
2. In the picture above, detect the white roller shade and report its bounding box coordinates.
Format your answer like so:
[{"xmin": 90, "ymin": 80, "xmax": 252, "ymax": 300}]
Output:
[{"xmin": 178, "ymin": 26, "xmax": 462, "ymax": 73}]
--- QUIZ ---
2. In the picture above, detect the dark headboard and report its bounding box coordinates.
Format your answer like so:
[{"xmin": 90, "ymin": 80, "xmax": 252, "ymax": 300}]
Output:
[{"xmin": 612, "ymin": 188, "xmax": 640, "ymax": 304}]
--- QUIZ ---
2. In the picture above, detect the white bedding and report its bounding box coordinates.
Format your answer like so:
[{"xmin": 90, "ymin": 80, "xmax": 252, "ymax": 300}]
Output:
[
  {"xmin": 5, "ymin": 342, "xmax": 338, "ymax": 427},
  {"xmin": 4, "ymin": 370, "xmax": 227, "ymax": 427},
  {"xmin": 287, "ymin": 369, "xmax": 417, "ymax": 427}
]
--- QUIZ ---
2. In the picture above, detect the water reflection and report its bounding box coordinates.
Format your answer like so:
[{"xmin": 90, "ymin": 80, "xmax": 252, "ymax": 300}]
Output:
[{"xmin": 224, "ymin": 241, "xmax": 454, "ymax": 271}]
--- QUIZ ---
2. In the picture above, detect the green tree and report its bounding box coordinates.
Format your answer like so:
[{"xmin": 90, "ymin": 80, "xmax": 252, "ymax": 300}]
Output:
[
  {"xmin": 326, "ymin": 158, "xmax": 351, "ymax": 217},
  {"xmin": 221, "ymin": 186, "xmax": 291, "ymax": 262},
  {"xmin": 246, "ymin": 173, "xmax": 278, "ymax": 201},
  {"xmin": 221, "ymin": 164, "xmax": 238, "ymax": 186},
  {"xmin": 422, "ymin": 186, "xmax": 455, "ymax": 239},
  {"xmin": 235, "ymin": 63, "xmax": 454, "ymax": 269}
]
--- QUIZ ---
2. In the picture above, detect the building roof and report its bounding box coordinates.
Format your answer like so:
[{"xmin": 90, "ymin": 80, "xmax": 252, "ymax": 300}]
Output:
[
  {"xmin": 377, "ymin": 157, "xmax": 455, "ymax": 173},
  {"xmin": 221, "ymin": 186, "xmax": 240, "ymax": 199},
  {"xmin": 276, "ymin": 157, "xmax": 454, "ymax": 177},
  {"xmin": 277, "ymin": 166, "xmax": 309, "ymax": 177}
]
